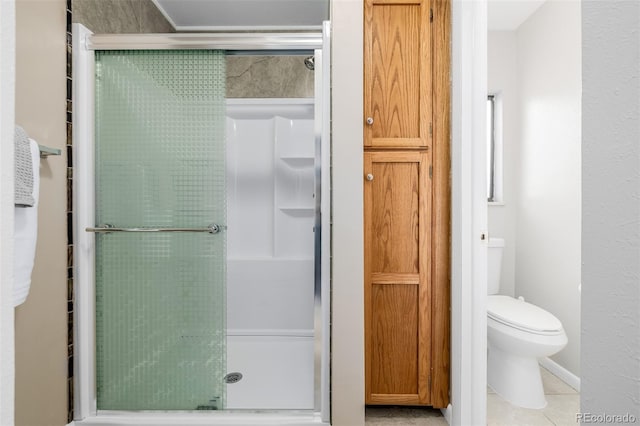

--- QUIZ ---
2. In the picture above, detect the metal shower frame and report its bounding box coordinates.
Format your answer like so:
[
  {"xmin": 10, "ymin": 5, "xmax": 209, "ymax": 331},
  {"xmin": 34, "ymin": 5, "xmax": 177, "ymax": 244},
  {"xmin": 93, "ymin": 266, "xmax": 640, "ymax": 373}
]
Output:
[{"xmin": 72, "ymin": 22, "xmax": 331, "ymax": 425}]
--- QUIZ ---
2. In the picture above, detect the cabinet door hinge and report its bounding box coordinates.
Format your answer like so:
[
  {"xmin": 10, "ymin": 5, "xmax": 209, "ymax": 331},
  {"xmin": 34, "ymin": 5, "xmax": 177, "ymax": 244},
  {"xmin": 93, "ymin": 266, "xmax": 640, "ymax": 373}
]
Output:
[
  {"xmin": 429, "ymin": 122, "xmax": 433, "ymax": 137},
  {"xmin": 429, "ymin": 165, "xmax": 433, "ymax": 179},
  {"xmin": 430, "ymin": 8, "xmax": 434, "ymax": 23},
  {"xmin": 428, "ymin": 374, "xmax": 432, "ymax": 389}
]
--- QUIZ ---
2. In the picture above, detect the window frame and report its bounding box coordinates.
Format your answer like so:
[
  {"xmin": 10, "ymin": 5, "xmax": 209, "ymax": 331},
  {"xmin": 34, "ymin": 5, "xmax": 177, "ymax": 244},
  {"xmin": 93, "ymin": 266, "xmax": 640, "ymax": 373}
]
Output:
[{"xmin": 487, "ymin": 94, "xmax": 496, "ymax": 202}]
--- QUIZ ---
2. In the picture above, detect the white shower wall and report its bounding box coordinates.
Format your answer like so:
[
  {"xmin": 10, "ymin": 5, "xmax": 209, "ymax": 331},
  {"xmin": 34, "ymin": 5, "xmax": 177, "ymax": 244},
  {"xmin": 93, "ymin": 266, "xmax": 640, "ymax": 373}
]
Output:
[{"xmin": 225, "ymin": 99, "xmax": 315, "ymax": 410}]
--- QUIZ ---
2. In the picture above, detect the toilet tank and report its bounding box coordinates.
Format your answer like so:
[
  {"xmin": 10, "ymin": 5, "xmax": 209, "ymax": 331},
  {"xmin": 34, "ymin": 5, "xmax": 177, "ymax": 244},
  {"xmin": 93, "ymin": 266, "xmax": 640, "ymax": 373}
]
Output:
[{"xmin": 488, "ymin": 238, "xmax": 505, "ymax": 295}]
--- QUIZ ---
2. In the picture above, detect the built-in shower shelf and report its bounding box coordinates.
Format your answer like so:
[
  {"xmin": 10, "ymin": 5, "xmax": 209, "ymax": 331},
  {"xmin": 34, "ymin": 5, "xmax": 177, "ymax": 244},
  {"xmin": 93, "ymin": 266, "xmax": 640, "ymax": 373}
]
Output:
[
  {"xmin": 280, "ymin": 157, "xmax": 314, "ymax": 168},
  {"xmin": 279, "ymin": 206, "xmax": 315, "ymax": 216}
]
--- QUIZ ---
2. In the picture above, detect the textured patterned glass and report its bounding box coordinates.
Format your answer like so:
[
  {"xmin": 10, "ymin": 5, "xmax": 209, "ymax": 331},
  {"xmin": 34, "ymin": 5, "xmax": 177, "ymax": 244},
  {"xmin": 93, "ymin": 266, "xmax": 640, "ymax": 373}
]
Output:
[{"xmin": 94, "ymin": 50, "xmax": 226, "ymax": 410}]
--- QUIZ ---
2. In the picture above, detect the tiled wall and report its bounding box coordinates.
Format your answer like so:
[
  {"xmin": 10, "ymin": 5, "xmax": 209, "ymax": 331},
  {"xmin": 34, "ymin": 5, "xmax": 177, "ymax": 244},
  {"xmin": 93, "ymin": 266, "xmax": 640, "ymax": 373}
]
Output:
[
  {"xmin": 227, "ymin": 56, "xmax": 314, "ymax": 98},
  {"xmin": 72, "ymin": 0, "xmax": 174, "ymax": 33},
  {"xmin": 66, "ymin": 1, "xmax": 73, "ymax": 422}
]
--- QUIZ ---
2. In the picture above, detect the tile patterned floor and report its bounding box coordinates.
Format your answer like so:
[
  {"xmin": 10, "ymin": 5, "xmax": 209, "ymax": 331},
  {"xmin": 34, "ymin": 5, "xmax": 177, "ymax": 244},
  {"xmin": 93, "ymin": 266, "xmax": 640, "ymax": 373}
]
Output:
[
  {"xmin": 365, "ymin": 367, "xmax": 579, "ymax": 426},
  {"xmin": 365, "ymin": 406, "xmax": 448, "ymax": 425},
  {"xmin": 487, "ymin": 368, "xmax": 580, "ymax": 426}
]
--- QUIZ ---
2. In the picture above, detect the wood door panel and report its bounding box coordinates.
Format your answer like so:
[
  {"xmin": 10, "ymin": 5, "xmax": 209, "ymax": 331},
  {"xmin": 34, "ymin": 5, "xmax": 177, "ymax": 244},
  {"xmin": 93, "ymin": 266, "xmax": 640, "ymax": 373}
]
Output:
[
  {"xmin": 364, "ymin": 0, "xmax": 431, "ymax": 149},
  {"xmin": 370, "ymin": 283, "xmax": 418, "ymax": 395},
  {"xmin": 370, "ymin": 5, "xmax": 420, "ymax": 140},
  {"xmin": 370, "ymin": 161, "xmax": 420, "ymax": 274},
  {"xmin": 363, "ymin": 0, "xmax": 451, "ymax": 407},
  {"xmin": 364, "ymin": 150, "xmax": 432, "ymax": 405},
  {"xmin": 369, "ymin": 394, "xmax": 421, "ymax": 405},
  {"xmin": 364, "ymin": 0, "xmax": 450, "ymax": 409}
]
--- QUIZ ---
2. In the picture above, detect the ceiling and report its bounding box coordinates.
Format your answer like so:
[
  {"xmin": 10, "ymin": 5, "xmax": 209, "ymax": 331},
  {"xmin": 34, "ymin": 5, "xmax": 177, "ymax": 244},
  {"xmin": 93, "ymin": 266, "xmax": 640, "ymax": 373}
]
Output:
[
  {"xmin": 154, "ymin": 0, "xmax": 543, "ymax": 32},
  {"xmin": 488, "ymin": 0, "xmax": 546, "ymax": 30}
]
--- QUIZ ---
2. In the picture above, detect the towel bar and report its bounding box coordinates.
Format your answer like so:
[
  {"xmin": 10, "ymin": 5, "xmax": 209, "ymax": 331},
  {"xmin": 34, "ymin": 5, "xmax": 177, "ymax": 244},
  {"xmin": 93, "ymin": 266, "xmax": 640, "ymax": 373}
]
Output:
[
  {"xmin": 86, "ymin": 224, "xmax": 221, "ymax": 234},
  {"xmin": 38, "ymin": 145, "xmax": 62, "ymax": 158}
]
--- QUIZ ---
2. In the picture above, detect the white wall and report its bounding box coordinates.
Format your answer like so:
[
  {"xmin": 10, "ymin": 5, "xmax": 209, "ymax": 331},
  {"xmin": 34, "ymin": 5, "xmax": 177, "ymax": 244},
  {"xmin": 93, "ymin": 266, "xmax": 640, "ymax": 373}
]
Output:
[
  {"xmin": 488, "ymin": 0, "xmax": 582, "ymax": 377},
  {"xmin": 330, "ymin": 1, "xmax": 365, "ymax": 425},
  {"xmin": 513, "ymin": 0, "xmax": 582, "ymax": 376},
  {"xmin": 14, "ymin": 1, "xmax": 69, "ymax": 424},
  {"xmin": 487, "ymin": 31, "xmax": 518, "ymax": 298},
  {"xmin": 582, "ymin": 0, "xmax": 640, "ymax": 419}
]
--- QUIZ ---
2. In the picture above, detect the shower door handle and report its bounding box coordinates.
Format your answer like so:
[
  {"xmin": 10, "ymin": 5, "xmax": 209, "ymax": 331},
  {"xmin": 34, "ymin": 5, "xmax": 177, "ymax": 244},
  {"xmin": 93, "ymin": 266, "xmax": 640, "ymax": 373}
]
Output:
[{"xmin": 86, "ymin": 224, "xmax": 222, "ymax": 234}]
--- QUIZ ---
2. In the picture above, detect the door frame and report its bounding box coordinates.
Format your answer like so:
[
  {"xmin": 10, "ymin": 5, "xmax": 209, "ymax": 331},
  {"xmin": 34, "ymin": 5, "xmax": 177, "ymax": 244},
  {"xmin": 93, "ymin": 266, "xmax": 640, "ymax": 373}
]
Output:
[
  {"xmin": 72, "ymin": 23, "xmax": 96, "ymax": 419},
  {"xmin": 449, "ymin": 0, "xmax": 488, "ymax": 424},
  {"xmin": 72, "ymin": 23, "xmax": 332, "ymax": 424},
  {"xmin": 0, "ymin": 1, "xmax": 16, "ymax": 424}
]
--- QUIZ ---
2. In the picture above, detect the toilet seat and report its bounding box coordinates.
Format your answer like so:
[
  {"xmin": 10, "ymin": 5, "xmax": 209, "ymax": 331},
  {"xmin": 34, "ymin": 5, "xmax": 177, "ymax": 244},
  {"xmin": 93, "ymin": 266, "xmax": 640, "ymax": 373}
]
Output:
[{"xmin": 488, "ymin": 295, "xmax": 563, "ymax": 335}]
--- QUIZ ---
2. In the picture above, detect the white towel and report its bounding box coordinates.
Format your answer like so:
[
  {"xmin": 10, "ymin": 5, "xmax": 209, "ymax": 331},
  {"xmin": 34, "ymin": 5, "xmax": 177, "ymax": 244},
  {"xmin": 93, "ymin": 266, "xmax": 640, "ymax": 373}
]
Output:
[
  {"xmin": 14, "ymin": 125, "xmax": 35, "ymax": 207},
  {"xmin": 14, "ymin": 138, "xmax": 40, "ymax": 307}
]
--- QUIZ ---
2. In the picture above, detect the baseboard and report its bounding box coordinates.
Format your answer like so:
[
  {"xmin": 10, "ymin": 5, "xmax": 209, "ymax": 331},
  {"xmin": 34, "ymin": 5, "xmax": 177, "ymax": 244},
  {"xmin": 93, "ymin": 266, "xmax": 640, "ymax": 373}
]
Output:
[
  {"xmin": 67, "ymin": 422, "xmax": 76, "ymax": 426},
  {"xmin": 539, "ymin": 357, "xmax": 580, "ymax": 392},
  {"xmin": 440, "ymin": 404, "xmax": 452, "ymax": 425}
]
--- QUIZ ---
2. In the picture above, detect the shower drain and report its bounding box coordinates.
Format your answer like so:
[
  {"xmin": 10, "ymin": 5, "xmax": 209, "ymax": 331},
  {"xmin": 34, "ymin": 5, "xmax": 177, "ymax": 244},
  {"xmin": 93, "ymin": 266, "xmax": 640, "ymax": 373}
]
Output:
[{"xmin": 224, "ymin": 372, "xmax": 243, "ymax": 384}]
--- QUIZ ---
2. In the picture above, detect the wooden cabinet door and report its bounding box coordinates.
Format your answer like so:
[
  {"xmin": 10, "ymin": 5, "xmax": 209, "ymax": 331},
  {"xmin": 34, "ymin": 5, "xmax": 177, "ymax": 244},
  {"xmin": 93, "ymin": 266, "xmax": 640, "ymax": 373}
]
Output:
[
  {"xmin": 364, "ymin": 0, "xmax": 432, "ymax": 148},
  {"xmin": 364, "ymin": 151, "xmax": 431, "ymax": 405}
]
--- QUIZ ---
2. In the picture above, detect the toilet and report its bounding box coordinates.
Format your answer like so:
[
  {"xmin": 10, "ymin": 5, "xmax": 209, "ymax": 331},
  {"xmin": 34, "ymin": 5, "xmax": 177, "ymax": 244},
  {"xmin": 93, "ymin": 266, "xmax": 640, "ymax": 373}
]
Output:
[{"xmin": 487, "ymin": 238, "xmax": 567, "ymax": 409}]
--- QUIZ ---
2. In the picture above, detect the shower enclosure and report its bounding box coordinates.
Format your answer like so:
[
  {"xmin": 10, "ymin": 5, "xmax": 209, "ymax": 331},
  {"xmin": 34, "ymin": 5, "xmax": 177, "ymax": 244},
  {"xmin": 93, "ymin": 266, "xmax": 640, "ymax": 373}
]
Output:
[{"xmin": 73, "ymin": 24, "xmax": 330, "ymax": 425}]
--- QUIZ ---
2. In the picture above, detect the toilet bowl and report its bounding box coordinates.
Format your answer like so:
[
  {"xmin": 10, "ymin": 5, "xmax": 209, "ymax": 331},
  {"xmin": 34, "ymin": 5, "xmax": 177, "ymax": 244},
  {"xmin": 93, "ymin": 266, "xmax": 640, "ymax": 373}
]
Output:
[{"xmin": 487, "ymin": 239, "xmax": 568, "ymax": 409}]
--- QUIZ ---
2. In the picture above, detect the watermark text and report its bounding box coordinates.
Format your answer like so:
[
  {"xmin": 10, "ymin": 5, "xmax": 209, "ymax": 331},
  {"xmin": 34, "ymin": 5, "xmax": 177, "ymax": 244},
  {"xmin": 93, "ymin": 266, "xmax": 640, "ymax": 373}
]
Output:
[{"xmin": 577, "ymin": 412, "xmax": 637, "ymax": 424}]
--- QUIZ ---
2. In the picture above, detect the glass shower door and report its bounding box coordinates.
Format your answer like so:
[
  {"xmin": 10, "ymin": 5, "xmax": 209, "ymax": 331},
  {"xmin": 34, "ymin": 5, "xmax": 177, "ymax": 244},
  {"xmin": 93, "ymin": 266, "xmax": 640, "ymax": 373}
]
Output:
[{"xmin": 93, "ymin": 50, "xmax": 226, "ymax": 410}]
